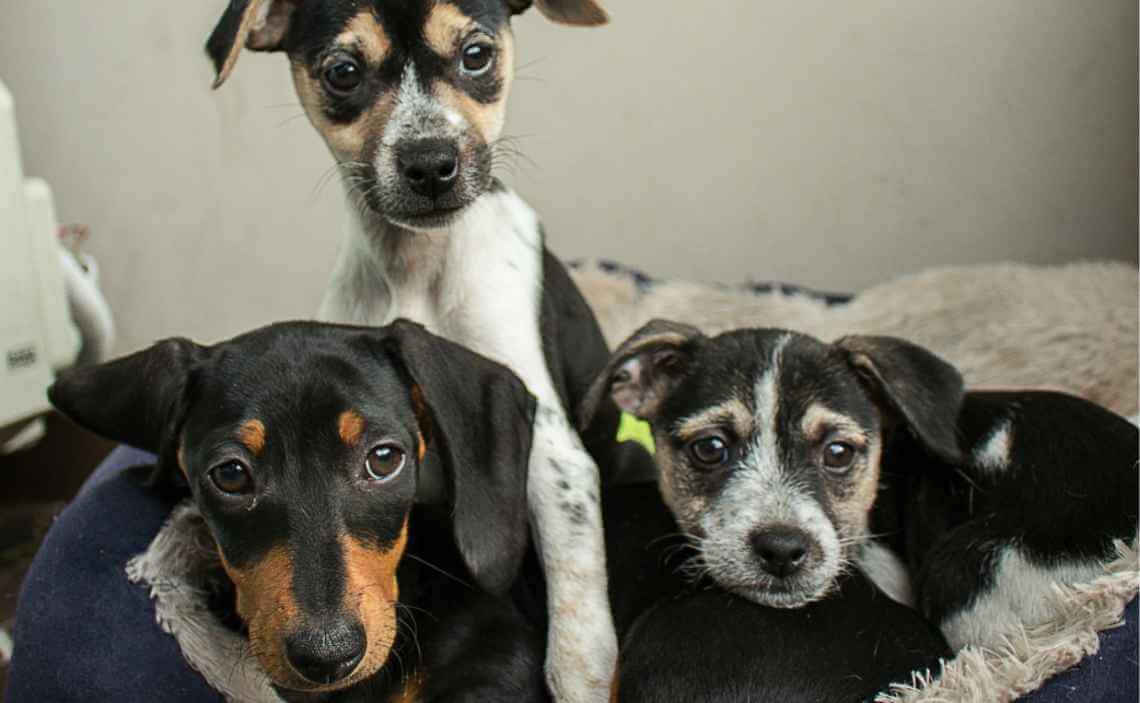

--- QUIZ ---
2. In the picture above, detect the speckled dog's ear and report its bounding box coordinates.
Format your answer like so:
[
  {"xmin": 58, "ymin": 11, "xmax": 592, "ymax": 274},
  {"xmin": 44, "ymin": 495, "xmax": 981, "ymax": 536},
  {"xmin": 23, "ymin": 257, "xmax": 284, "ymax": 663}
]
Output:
[
  {"xmin": 506, "ymin": 0, "xmax": 608, "ymax": 26},
  {"xmin": 835, "ymin": 334, "xmax": 965, "ymax": 463},
  {"xmin": 48, "ymin": 338, "xmax": 207, "ymax": 490},
  {"xmin": 579, "ymin": 319, "xmax": 704, "ymax": 431},
  {"xmin": 205, "ymin": 0, "xmax": 300, "ymax": 88}
]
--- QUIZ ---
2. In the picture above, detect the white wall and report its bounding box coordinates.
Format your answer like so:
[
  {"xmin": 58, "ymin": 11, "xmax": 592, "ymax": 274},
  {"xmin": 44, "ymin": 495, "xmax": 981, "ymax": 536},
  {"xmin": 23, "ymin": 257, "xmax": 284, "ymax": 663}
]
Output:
[{"xmin": 1, "ymin": 0, "xmax": 1135, "ymax": 355}]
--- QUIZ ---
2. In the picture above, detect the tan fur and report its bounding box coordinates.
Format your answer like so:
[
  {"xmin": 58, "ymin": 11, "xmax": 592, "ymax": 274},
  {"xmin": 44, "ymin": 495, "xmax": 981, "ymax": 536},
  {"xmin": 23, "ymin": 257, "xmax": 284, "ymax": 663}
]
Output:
[
  {"xmin": 238, "ymin": 419, "xmax": 267, "ymax": 455},
  {"xmin": 338, "ymin": 410, "xmax": 365, "ymax": 447},
  {"xmin": 341, "ymin": 522, "xmax": 408, "ymax": 686},
  {"xmin": 291, "ymin": 62, "xmax": 398, "ymax": 162},
  {"xmin": 673, "ymin": 398, "xmax": 753, "ymax": 441},
  {"xmin": 799, "ymin": 403, "xmax": 864, "ymax": 443},
  {"xmin": 388, "ymin": 670, "xmax": 425, "ymax": 703},
  {"xmin": 433, "ymin": 30, "xmax": 514, "ymax": 143},
  {"xmin": 342, "ymin": 11, "xmax": 391, "ymax": 65},
  {"xmin": 213, "ymin": 0, "xmax": 265, "ymax": 88},
  {"xmin": 832, "ymin": 438, "xmax": 881, "ymax": 543},
  {"xmin": 424, "ymin": 3, "xmax": 471, "ymax": 56},
  {"xmin": 572, "ymin": 260, "xmax": 1139, "ymax": 417},
  {"xmin": 219, "ymin": 547, "xmax": 300, "ymax": 687}
]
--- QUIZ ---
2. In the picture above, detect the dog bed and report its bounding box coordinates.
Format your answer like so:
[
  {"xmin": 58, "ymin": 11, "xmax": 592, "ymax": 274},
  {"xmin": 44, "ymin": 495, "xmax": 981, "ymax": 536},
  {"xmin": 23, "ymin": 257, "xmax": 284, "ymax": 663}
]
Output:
[{"xmin": 8, "ymin": 261, "xmax": 1139, "ymax": 702}]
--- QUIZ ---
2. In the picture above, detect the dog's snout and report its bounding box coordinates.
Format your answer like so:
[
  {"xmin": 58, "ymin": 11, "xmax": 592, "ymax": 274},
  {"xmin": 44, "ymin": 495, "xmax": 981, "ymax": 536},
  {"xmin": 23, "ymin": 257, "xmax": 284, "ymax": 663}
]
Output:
[
  {"xmin": 398, "ymin": 139, "xmax": 459, "ymax": 198},
  {"xmin": 285, "ymin": 617, "xmax": 366, "ymax": 685},
  {"xmin": 751, "ymin": 527, "xmax": 810, "ymax": 578}
]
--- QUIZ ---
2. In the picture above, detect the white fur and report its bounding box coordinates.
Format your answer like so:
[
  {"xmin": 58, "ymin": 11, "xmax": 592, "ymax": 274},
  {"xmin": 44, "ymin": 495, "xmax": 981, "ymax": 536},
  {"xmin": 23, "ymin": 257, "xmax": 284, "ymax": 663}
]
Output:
[
  {"xmin": 940, "ymin": 546, "xmax": 1103, "ymax": 651},
  {"xmin": 973, "ymin": 420, "xmax": 1013, "ymax": 474},
  {"xmin": 319, "ymin": 190, "xmax": 616, "ymax": 703},
  {"xmin": 697, "ymin": 336, "xmax": 845, "ymax": 607},
  {"xmin": 857, "ymin": 540, "xmax": 915, "ymax": 606}
]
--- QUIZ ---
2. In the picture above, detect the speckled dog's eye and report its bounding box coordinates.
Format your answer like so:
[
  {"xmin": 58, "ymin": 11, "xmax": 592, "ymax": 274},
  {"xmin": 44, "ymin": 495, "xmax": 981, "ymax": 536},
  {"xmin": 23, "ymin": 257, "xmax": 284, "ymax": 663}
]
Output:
[
  {"xmin": 688, "ymin": 435, "xmax": 730, "ymax": 468},
  {"xmin": 209, "ymin": 461, "xmax": 254, "ymax": 495},
  {"xmin": 460, "ymin": 41, "xmax": 494, "ymax": 75},
  {"xmin": 365, "ymin": 444, "xmax": 406, "ymax": 482},
  {"xmin": 322, "ymin": 57, "xmax": 362, "ymax": 96},
  {"xmin": 823, "ymin": 442, "xmax": 855, "ymax": 472}
]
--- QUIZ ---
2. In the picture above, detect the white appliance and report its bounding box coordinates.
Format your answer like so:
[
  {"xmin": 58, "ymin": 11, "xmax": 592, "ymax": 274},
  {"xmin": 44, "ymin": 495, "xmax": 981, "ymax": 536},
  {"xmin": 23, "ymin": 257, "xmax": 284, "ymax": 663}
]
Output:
[{"xmin": 0, "ymin": 78, "xmax": 81, "ymax": 440}]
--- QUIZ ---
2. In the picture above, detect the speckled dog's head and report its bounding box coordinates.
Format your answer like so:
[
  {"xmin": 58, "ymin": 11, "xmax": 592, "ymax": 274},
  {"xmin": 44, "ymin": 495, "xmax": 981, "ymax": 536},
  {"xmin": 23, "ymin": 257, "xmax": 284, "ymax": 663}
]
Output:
[
  {"xmin": 581, "ymin": 320, "xmax": 964, "ymax": 608},
  {"xmin": 206, "ymin": 0, "xmax": 606, "ymax": 230},
  {"xmin": 49, "ymin": 320, "xmax": 534, "ymax": 693}
]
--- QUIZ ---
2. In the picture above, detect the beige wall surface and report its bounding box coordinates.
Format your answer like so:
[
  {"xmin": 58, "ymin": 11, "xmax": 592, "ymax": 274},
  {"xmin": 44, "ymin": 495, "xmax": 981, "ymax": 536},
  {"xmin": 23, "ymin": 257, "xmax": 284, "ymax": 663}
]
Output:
[{"xmin": 0, "ymin": 0, "xmax": 1136, "ymax": 355}]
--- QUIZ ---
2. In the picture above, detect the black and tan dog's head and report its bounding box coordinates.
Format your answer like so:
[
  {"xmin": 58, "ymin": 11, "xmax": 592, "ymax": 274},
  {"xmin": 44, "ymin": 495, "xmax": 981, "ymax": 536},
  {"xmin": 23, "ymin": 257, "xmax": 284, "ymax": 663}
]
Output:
[
  {"xmin": 581, "ymin": 321, "xmax": 964, "ymax": 608},
  {"xmin": 206, "ymin": 0, "xmax": 606, "ymax": 229},
  {"xmin": 49, "ymin": 320, "xmax": 534, "ymax": 693}
]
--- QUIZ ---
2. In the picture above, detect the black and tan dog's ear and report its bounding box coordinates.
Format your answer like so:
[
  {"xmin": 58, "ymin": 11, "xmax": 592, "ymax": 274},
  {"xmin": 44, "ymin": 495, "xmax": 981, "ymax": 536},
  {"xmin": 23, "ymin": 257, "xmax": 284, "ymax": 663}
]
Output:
[
  {"xmin": 507, "ymin": 0, "xmax": 608, "ymax": 26},
  {"xmin": 48, "ymin": 338, "xmax": 206, "ymax": 485},
  {"xmin": 206, "ymin": 0, "xmax": 300, "ymax": 88},
  {"xmin": 835, "ymin": 335, "xmax": 964, "ymax": 463},
  {"xmin": 380, "ymin": 320, "xmax": 535, "ymax": 595},
  {"xmin": 579, "ymin": 319, "xmax": 703, "ymax": 430}
]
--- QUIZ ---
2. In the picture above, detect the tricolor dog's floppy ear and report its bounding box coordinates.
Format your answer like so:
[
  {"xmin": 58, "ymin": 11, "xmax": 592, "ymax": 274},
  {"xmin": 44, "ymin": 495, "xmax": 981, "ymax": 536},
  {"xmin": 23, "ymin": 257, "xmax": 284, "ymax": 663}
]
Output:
[
  {"xmin": 835, "ymin": 334, "xmax": 965, "ymax": 463},
  {"xmin": 47, "ymin": 338, "xmax": 207, "ymax": 488},
  {"xmin": 206, "ymin": 0, "xmax": 300, "ymax": 88},
  {"xmin": 579, "ymin": 319, "xmax": 704, "ymax": 430},
  {"xmin": 506, "ymin": 0, "xmax": 609, "ymax": 26},
  {"xmin": 380, "ymin": 320, "xmax": 536, "ymax": 595}
]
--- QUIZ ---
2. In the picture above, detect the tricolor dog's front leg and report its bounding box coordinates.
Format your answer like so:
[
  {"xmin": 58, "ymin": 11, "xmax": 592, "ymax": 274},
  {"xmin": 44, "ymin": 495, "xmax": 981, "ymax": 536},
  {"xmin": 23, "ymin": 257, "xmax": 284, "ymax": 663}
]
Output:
[{"xmin": 528, "ymin": 403, "xmax": 618, "ymax": 703}]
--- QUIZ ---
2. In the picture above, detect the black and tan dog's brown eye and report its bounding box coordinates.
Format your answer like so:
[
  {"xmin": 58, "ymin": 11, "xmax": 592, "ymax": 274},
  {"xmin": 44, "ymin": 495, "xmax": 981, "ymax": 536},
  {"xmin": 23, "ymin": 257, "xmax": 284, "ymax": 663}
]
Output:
[
  {"xmin": 688, "ymin": 435, "xmax": 730, "ymax": 468},
  {"xmin": 460, "ymin": 41, "xmax": 494, "ymax": 75},
  {"xmin": 823, "ymin": 442, "xmax": 855, "ymax": 472},
  {"xmin": 365, "ymin": 444, "xmax": 406, "ymax": 481},
  {"xmin": 210, "ymin": 461, "xmax": 254, "ymax": 495},
  {"xmin": 322, "ymin": 58, "xmax": 363, "ymax": 95}
]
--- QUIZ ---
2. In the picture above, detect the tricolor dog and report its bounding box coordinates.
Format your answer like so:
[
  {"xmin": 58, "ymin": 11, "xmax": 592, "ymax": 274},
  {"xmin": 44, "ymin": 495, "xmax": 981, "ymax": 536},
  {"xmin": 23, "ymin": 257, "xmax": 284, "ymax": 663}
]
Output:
[
  {"xmin": 581, "ymin": 320, "xmax": 1139, "ymax": 650},
  {"xmin": 49, "ymin": 320, "xmax": 548, "ymax": 700},
  {"xmin": 205, "ymin": 1, "xmax": 629, "ymax": 699}
]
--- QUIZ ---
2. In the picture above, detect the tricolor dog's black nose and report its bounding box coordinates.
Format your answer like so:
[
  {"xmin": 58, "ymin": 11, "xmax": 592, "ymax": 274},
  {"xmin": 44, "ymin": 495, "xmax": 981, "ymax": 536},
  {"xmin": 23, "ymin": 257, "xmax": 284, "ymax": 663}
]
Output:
[
  {"xmin": 285, "ymin": 618, "xmax": 366, "ymax": 685},
  {"xmin": 398, "ymin": 139, "xmax": 459, "ymax": 198},
  {"xmin": 751, "ymin": 528, "xmax": 810, "ymax": 578}
]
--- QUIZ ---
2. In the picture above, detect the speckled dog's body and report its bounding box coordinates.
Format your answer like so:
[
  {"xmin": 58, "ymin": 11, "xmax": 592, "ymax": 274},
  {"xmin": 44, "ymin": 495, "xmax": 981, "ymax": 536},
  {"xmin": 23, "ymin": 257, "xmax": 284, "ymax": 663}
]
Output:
[
  {"xmin": 582, "ymin": 320, "xmax": 1139, "ymax": 651},
  {"xmin": 205, "ymin": 1, "xmax": 627, "ymax": 699}
]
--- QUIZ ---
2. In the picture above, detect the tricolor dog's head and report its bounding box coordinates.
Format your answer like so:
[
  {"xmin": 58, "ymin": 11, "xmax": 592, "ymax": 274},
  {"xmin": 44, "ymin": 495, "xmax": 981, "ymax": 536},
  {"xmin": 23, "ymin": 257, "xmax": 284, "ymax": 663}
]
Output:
[
  {"xmin": 50, "ymin": 320, "xmax": 534, "ymax": 693},
  {"xmin": 206, "ymin": 0, "xmax": 606, "ymax": 229},
  {"xmin": 581, "ymin": 321, "xmax": 964, "ymax": 608}
]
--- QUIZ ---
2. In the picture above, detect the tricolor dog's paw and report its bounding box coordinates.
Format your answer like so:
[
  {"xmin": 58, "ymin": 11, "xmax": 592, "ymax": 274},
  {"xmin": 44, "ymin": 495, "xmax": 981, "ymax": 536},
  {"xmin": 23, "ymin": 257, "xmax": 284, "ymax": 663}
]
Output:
[{"xmin": 545, "ymin": 614, "xmax": 619, "ymax": 703}]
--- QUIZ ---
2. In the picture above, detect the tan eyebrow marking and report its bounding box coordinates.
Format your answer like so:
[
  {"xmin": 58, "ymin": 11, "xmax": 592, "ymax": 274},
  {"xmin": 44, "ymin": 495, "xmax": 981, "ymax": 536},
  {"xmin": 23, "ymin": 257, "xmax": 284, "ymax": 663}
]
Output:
[
  {"xmin": 339, "ymin": 410, "xmax": 365, "ymax": 447},
  {"xmin": 800, "ymin": 403, "xmax": 867, "ymax": 443},
  {"xmin": 424, "ymin": 2, "xmax": 471, "ymax": 56},
  {"xmin": 338, "ymin": 10, "xmax": 391, "ymax": 64},
  {"xmin": 237, "ymin": 419, "xmax": 266, "ymax": 455},
  {"xmin": 673, "ymin": 398, "xmax": 753, "ymax": 440}
]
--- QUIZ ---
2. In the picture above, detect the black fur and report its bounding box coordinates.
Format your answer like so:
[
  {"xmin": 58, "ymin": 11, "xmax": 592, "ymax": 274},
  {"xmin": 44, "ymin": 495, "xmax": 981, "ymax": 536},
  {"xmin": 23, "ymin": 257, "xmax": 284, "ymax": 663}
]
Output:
[
  {"xmin": 603, "ymin": 484, "xmax": 950, "ymax": 702},
  {"xmin": 871, "ymin": 390, "xmax": 1140, "ymax": 624},
  {"xmin": 49, "ymin": 320, "xmax": 544, "ymax": 699}
]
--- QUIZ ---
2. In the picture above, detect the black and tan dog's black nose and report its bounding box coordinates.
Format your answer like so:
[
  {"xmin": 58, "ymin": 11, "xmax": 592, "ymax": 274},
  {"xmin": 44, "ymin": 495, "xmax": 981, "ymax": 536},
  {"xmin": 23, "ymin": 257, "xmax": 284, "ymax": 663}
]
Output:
[
  {"xmin": 751, "ymin": 528, "xmax": 809, "ymax": 578},
  {"xmin": 285, "ymin": 618, "xmax": 366, "ymax": 685},
  {"xmin": 398, "ymin": 139, "xmax": 459, "ymax": 198}
]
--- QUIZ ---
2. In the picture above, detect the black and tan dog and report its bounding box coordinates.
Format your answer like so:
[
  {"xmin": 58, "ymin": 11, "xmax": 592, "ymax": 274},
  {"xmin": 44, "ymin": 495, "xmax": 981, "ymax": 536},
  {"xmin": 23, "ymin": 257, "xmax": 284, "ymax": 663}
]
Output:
[
  {"xmin": 582, "ymin": 320, "xmax": 1139, "ymax": 651},
  {"xmin": 49, "ymin": 320, "xmax": 548, "ymax": 701},
  {"xmin": 205, "ymin": 2, "xmax": 632, "ymax": 698}
]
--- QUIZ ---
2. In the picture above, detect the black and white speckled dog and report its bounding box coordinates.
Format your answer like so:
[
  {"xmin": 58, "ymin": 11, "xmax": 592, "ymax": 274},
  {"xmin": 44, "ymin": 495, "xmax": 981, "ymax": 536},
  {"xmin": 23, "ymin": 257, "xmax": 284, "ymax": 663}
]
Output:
[
  {"xmin": 580, "ymin": 319, "xmax": 1139, "ymax": 650},
  {"xmin": 205, "ymin": 1, "xmax": 631, "ymax": 699}
]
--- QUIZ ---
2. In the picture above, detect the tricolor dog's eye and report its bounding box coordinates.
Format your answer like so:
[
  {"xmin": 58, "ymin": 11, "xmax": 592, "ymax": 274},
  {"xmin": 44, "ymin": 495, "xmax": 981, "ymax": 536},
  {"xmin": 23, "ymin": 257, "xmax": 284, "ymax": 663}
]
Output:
[
  {"xmin": 688, "ymin": 434, "xmax": 731, "ymax": 469},
  {"xmin": 322, "ymin": 56, "xmax": 363, "ymax": 96},
  {"xmin": 822, "ymin": 441, "xmax": 856, "ymax": 473},
  {"xmin": 460, "ymin": 40, "xmax": 495, "ymax": 75},
  {"xmin": 209, "ymin": 460, "xmax": 254, "ymax": 495},
  {"xmin": 365, "ymin": 443, "xmax": 406, "ymax": 482}
]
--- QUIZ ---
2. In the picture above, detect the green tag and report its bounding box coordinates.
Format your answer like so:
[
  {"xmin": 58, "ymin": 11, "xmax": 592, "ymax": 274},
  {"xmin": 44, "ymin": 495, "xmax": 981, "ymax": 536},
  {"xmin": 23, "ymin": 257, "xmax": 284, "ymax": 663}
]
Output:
[{"xmin": 616, "ymin": 413, "xmax": 655, "ymax": 454}]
